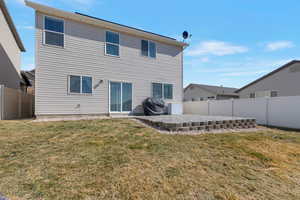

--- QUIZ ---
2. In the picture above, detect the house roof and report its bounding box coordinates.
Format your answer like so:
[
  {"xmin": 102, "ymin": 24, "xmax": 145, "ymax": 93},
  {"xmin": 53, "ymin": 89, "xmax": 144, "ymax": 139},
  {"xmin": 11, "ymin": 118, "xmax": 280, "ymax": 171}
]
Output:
[
  {"xmin": 25, "ymin": 1, "xmax": 188, "ymax": 48},
  {"xmin": 21, "ymin": 69, "xmax": 35, "ymax": 87},
  {"xmin": 235, "ymin": 60, "xmax": 300, "ymax": 93},
  {"xmin": 184, "ymin": 83, "xmax": 239, "ymax": 96},
  {"xmin": 0, "ymin": 0, "xmax": 25, "ymax": 52}
]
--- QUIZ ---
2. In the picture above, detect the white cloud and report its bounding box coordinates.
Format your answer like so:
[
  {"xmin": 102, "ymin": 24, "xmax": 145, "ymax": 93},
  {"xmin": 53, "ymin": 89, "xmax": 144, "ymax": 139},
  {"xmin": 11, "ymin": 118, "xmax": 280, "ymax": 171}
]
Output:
[
  {"xmin": 195, "ymin": 58, "xmax": 293, "ymax": 77},
  {"xmin": 21, "ymin": 63, "xmax": 35, "ymax": 70},
  {"xmin": 200, "ymin": 57, "xmax": 210, "ymax": 63},
  {"xmin": 266, "ymin": 41, "xmax": 294, "ymax": 51},
  {"xmin": 18, "ymin": 25, "xmax": 34, "ymax": 30},
  {"xmin": 187, "ymin": 41, "xmax": 248, "ymax": 56},
  {"xmin": 17, "ymin": 0, "xmax": 25, "ymax": 4}
]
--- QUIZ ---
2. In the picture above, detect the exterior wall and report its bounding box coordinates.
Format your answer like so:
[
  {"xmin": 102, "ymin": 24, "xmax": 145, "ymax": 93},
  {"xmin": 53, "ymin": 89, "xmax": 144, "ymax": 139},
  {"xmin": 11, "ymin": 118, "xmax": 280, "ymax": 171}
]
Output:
[
  {"xmin": 0, "ymin": 44, "xmax": 21, "ymax": 89},
  {"xmin": 184, "ymin": 86, "xmax": 216, "ymax": 101},
  {"xmin": 238, "ymin": 62, "xmax": 300, "ymax": 98},
  {"xmin": 35, "ymin": 12, "xmax": 183, "ymax": 116},
  {"xmin": 0, "ymin": 7, "xmax": 21, "ymax": 73}
]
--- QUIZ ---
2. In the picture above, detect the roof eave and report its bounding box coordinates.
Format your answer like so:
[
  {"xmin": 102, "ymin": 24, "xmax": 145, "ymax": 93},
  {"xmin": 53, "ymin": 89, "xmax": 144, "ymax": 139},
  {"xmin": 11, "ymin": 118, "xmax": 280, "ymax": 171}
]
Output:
[
  {"xmin": 0, "ymin": 0, "xmax": 26, "ymax": 52},
  {"xmin": 25, "ymin": 0, "xmax": 188, "ymax": 48}
]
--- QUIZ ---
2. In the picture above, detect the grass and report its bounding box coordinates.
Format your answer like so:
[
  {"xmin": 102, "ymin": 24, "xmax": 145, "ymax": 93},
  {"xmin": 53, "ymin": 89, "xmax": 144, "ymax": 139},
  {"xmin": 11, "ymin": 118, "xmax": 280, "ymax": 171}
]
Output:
[{"xmin": 0, "ymin": 119, "xmax": 300, "ymax": 200}]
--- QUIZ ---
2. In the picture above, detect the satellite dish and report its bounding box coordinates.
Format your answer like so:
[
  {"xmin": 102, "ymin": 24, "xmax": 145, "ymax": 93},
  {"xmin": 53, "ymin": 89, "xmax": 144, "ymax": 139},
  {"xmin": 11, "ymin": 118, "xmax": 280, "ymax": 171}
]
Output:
[{"xmin": 182, "ymin": 31, "xmax": 189, "ymax": 39}]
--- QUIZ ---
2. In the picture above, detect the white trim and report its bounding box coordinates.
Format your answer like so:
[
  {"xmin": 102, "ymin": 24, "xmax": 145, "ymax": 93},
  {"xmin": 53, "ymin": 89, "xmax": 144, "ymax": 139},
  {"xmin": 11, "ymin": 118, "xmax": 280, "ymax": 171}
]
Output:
[
  {"xmin": 68, "ymin": 75, "xmax": 93, "ymax": 95},
  {"xmin": 43, "ymin": 15, "xmax": 65, "ymax": 48},
  {"xmin": 26, "ymin": 0, "xmax": 188, "ymax": 48},
  {"xmin": 141, "ymin": 39, "xmax": 156, "ymax": 59},
  {"xmin": 109, "ymin": 81, "xmax": 133, "ymax": 113},
  {"xmin": 105, "ymin": 30, "xmax": 120, "ymax": 57},
  {"xmin": 151, "ymin": 82, "xmax": 173, "ymax": 100}
]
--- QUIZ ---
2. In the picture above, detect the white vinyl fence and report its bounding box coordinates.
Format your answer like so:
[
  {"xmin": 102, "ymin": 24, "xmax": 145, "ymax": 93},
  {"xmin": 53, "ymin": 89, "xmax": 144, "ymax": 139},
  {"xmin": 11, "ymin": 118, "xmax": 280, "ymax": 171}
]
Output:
[
  {"xmin": 184, "ymin": 96, "xmax": 300, "ymax": 129},
  {"xmin": 0, "ymin": 85, "xmax": 34, "ymax": 120}
]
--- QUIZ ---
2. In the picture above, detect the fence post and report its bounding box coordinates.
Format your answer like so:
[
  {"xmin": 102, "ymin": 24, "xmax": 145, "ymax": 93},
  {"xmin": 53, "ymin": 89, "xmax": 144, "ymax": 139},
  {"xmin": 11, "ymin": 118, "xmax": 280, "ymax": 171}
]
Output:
[
  {"xmin": 0, "ymin": 85, "xmax": 3, "ymax": 120},
  {"xmin": 231, "ymin": 99, "xmax": 234, "ymax": 117},
  {"xmin": 266, "ymin": 97, "xmax": 269, "ymax": 126},
  {"xmin": 207, "ymin": 100, "xmax": 210, "ymax": 115}
]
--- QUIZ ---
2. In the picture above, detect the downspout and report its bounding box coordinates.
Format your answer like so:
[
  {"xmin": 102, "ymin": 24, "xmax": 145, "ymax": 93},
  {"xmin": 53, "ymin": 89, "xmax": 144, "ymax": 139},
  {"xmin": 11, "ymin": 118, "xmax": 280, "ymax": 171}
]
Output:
[{"xmin": 0, "ymin": 85, "xmax": 4, "ymax": 120}]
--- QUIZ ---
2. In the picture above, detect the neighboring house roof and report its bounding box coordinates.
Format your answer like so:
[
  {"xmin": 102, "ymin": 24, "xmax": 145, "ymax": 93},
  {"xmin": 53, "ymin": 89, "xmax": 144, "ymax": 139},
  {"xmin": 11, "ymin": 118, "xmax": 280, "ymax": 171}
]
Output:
[
  {"xmin": 0, "ymin": 0, "xmax": 25, "ymax": 52},
  {"xmin": 184, "ymin": 84, "xmax": 239, "ymax": 96},
  {"xmin": 236, "ymin": 60, "xmax": 300, "ymax": 93},
  {"xmin": 21, "ymin": 69, "xmax": 35, "ymax": 87},
  {"xmin": 25, "ymin": 0, "xmax": 188, "ymax": 48}
]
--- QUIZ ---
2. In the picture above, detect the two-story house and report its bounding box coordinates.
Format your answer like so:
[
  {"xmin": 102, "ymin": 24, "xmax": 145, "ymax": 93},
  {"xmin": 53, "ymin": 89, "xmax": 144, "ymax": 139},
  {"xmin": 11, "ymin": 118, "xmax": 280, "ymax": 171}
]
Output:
[
  {"xmin": 0, "ymin": 0, "xmax": 26, "ymax": 89},
  {"xmin": 25, "ymin": 1, "xmax": 187, "ymax": 118}
]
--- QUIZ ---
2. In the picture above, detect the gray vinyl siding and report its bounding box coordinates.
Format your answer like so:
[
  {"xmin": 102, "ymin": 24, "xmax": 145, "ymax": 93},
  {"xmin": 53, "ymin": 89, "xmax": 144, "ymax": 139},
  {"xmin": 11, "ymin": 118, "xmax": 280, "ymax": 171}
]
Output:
[
  {"xmin": 184, "ymin": 87, "xmax": 215, "ymax": 101},
  {"xmin": 0, "ymin": 7, "xmax": 22, "ymax": 89},
  {"xmin": 238, "ymin": 62, "xmax": 300, "ymax": 98},
  {"xmin": 35, "ymin": 12, "xmax": 183, "ymax": 116}
]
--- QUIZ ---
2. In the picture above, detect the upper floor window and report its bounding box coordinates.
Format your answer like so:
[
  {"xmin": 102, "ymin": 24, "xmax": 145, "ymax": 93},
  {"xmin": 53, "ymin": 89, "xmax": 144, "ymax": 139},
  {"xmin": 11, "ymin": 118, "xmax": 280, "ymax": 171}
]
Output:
[
  {"xmin": 141, "ymin": 40, "xmax": 156, "ymax": 58},
  {"xmin": 152, "ymin": 83, "xmax": 173, "ymax": 99},
  {"xmin": 44, "ymin": 16, "xmax": 64, "ymax": 47},
  {"xmin": 250, "ymin": 93, "xmax": 255, "ymax": 98},
  {"xmin": 271, "ymin": 91, "xmax": 278, "ymax": 97},
  {"xmin": 106, "ymin": 31, "xmax": 120, "ymax": 56},
  {"xmin": 69, "ymin": 75, "xmax": 92, "ymax": 94}
]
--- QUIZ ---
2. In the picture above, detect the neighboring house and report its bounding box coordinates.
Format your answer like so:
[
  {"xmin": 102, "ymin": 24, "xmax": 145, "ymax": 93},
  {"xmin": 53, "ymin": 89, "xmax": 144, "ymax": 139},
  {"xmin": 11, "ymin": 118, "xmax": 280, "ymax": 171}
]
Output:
[
  {"xmin": 25, "ymin": 1, "xmax": 187, "ymax": 118},
  {"xmin": 21, "ymin": 69, "xmax": 35, "ymax": 94},
  {"xmin": 184, "ymin": 84, "xmax": 239, "ymax": 101},
  {"xmin": 0, "ymin": 0, "xmax": 26, "ymax": 90},
  {"xmin": 236, "ymin": 60, "xmax": 300, "ymax": 98}
]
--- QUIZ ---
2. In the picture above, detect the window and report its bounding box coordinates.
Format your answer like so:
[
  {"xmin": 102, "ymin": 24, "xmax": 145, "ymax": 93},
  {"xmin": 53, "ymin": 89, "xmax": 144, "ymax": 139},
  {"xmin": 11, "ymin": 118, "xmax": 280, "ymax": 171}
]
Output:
[
  {"xmin": 164, "ymin": 84, "xmax": 173, "ymax": 99},
  {"xmin": 250, "ymin": 93, "xmax": 255, "ymax": 98},
  {"xmin": 152, "ymin": 83, "xmax": 163, "ymax": 99},
  {"xmin": 271, "ymin": 91, "xmax": 278, "ymax": 97},
  {"xmin": 110, "ymin": 82, "xmax": 132, "ymax": 112},
  {"xmin": 152, "ymin": 83, "xmax": 173, "ymax": 99},
  {"xmin": 44, "ymin": 16, "xmax": 64, "ymax": 47},
  {"xmin": 69, "ymin": 75, "xmax": 92, "ymax": 94},
  {"xmin": 141, "ymin": 40, "xmax": 156, "ymax": 58},
  {"xmin": 106, "ymin": 31, "xmax": 119, "ymax": 56}
]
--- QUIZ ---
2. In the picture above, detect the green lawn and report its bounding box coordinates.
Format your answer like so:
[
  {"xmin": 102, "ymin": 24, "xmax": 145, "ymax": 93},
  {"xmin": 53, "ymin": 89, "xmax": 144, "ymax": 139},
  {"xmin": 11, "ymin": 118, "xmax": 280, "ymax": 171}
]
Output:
[{"xmin": 0, "ymin": 119, "xmax": 299, "ymax": 200}]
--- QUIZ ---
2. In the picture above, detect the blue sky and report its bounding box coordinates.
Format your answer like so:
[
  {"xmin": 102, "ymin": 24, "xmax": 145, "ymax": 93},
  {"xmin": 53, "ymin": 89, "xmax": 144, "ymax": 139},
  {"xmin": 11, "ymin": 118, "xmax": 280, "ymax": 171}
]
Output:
[{"xmin": 5, "ymin": 0, "xmax": 300, "ymax": 88}]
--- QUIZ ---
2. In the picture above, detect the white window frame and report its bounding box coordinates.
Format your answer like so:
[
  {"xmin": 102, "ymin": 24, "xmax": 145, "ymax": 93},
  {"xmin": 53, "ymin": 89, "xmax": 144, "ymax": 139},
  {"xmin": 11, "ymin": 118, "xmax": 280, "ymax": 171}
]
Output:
[
  {"xmin": 270, "ymin": 91, "xmax": 278, "ymax": 97},
  {"xmin": 43, "ymin": 15, "xmax": 65, "ymax": 48},
  {"xmin": 141, "ymin": 39, "xmax": 156, "ymax": 58},
  {"xmin": 105, "ymin": 30, "xmax": 120, "ymax": 57},
  {"xmin": 151, "ymin": 82, "xmax": 173, "ymax": 100},
  {"xmin": 108, "ymin": 81, "xmax": 133, "ymax": 113},
  {"xmin": 250, "ymin": 93, "xmax": 256, "ymax": 98},
  {"xmin": 68, "ymin": 75, "xmax": 93, "ymax": 95}
]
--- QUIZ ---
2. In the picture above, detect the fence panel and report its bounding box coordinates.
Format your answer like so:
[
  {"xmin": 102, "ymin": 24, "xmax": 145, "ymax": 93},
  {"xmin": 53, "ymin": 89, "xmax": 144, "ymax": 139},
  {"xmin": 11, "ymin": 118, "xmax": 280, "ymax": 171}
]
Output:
[
  {"xmin": 0, "ymin": 85, "xmax": 34, "ymax": 120},
  {"xmin": 210, "ymin": 100, "xmax": 233, "ymax": 116},
  {"xmin": 268, "ymin": 96, "xmax": 300, "ymax": 129},
  {"xmin": 233, "ymin": 98, "xmax": 268, "ymax": 125},
  {"xmin": 183, "ymin": 101, "xmax": 209, "ymax": 115},
  {"xmin": 183, "ymin": 96, "xmax": 300, "ymax": 129}
]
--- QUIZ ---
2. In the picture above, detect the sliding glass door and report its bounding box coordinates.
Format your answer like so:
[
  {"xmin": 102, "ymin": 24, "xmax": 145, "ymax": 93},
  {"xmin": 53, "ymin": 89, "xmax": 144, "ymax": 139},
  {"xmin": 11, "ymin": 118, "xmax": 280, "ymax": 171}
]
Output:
[{"xmin": 110, "ymin": 81, "xmax": 132, "ymax": 112}]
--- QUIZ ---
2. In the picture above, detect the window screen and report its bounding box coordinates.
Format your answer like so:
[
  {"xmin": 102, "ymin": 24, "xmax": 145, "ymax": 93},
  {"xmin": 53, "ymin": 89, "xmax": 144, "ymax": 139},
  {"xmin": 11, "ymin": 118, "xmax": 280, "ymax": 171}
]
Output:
[
  {"xmin": 44, "ymin": 16, "xmax": 64, "ymax": 47},
  {"xmin": 106, "ymin": 31, "xmax": 119, "ymax": 56},
  {"xmin": 69, "ymin": 75, "xmax": 81, "ymax": 93},
  {"xmin": 164, "ymin": 84, "xmax": 173, "ymax": 99}
]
